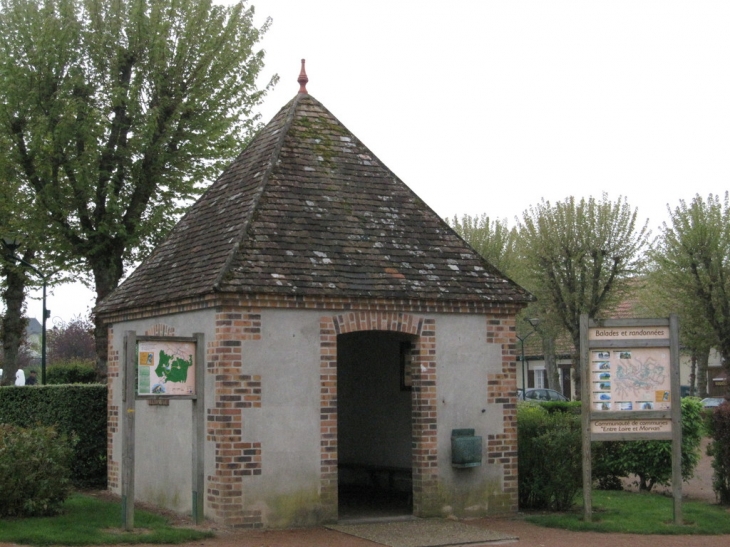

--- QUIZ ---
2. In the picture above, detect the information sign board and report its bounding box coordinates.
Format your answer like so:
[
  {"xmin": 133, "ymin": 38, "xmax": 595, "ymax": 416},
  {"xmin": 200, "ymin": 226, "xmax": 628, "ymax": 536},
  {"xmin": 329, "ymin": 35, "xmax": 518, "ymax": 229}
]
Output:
[{"xmin": 137, "ymin": 340, "xmax": 196, "ymax": 396}]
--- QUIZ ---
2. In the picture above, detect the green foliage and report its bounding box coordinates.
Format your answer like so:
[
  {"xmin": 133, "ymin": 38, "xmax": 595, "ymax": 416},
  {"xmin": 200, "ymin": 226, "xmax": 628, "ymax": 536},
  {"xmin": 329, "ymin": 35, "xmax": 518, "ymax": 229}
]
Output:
[
  {"xmin": 0, "ymin": 424, "xmax": 73, "ymax": 517},
  {"xmin": 594, "ymin": 397, "xmax": 705, "ymax": 492},
  {"xmin": 517, "ymin": 194, "xmax": 649, "ymax": 397},
  {"xmin": 517, "ymin": 403, "xmax": 582, "ymax": 510},
  {"xmin": 535, "ymin": 400, "xmax": 581, "ymax": 414},
  {"xmin": 0, "ymin": 0, "xmax": 277, "ymax": 377},
  {"xmin": 650, "ymin": 193, "xmax": 730, "ymax": 385},
  {"xmin": 0, "ymin": 385, "xmax": 107, "ymax": 487},
  {"xmin": 592, "ymin": 440, "xmax": 628, "ymax": 490},
  {"xmin": 46, "ymin": 361, "xmax": 98, "ymax": 384},
  {"xmin": 707, "ymin": 401, "xmax": 730, "ymax": 503},
  {"xmin": 0, "ymin": 493, "xmax": 213, "ymax": 545},
  {"xmin": 447, "ymin": 213, "xmax": 519, "ymax": 276}
]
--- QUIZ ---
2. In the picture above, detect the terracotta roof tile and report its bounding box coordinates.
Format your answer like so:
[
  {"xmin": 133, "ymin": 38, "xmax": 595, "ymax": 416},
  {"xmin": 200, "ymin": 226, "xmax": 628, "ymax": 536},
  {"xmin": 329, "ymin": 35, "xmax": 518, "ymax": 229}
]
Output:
[{"xmin": 97, "ymin": 94, "xmax": 532, "ymax": 315}]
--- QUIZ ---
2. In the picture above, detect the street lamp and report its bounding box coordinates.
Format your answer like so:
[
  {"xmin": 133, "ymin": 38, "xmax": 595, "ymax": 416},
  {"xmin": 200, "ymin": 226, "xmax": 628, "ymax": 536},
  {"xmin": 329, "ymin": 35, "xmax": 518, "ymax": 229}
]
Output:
[
  {"xmin": 1, "ymin": 236, "xmax": 50, "ymax": 385},
  {"xmin": 516, "ymin": 317, "xmax": 540, "ymax": 395}
]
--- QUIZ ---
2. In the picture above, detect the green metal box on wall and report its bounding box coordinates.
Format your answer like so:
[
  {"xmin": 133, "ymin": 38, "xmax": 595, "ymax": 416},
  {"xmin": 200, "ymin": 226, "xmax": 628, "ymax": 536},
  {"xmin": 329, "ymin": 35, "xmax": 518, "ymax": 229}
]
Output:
[{"xmin": 451, "ymin": 428, "xmax": 482, "ymax": 468}]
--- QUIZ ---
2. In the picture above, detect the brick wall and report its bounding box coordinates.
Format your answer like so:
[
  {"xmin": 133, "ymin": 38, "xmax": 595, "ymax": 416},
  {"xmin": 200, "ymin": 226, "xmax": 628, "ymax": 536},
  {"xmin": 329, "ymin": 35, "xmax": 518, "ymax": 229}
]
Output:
[
  {"xmin": 206, "ymin": 309, "xmax": 263, "ymax": 527},
  {"xmin": 323, "ymin": 312, "xmax": 439, "ymax": 516},
  {"xmin": 485, "ymin": 315, "xmax": 519, "ymax": 511},
  {"xmin": 107, "ymin": 327, "xmax": 120, "ymax": 490}
]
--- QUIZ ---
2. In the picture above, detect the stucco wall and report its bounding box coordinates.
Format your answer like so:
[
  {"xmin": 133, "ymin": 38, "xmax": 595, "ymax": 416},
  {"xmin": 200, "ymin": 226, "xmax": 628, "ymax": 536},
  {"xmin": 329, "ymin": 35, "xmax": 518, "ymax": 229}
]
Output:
[
  {"xmin": 436, "ymin": 314, "xmax": 510, "ymax": 517},
  {"xmin": 234, "ymin": 308, "xmax": 324, "ymax": 527},
  {"xmin": 108, "ymin": 306, "xmax": 517, "ymax": 525},
  {"xmin": 108, "ymin": 310, "xmax": 216, "ymax": 514}
]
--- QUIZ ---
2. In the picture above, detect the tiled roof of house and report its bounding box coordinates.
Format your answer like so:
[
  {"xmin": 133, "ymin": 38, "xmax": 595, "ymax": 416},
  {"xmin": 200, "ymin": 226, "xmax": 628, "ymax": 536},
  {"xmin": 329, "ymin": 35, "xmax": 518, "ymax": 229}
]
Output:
[{"xmin": 97, "ymin": 90, "xmax": 532, "ymax": 316}]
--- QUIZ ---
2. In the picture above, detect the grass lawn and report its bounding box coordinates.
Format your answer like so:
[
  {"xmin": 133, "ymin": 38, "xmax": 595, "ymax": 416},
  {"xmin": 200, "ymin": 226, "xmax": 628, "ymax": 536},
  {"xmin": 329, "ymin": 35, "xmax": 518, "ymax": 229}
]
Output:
[
  {"xmin": 526, "ymin": 490, "xmax": 730, "ymax": 535},
  {"xmin": 0, "ymin": 493, "xmax": 214, "ymax": 545}
]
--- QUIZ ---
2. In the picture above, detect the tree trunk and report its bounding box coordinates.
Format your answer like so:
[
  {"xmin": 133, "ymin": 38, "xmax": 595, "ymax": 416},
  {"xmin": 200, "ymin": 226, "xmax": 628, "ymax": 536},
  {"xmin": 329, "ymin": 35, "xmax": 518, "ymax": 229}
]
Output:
[
  {"xmin": 1, "ymin": 249, "xmax": 32, "ymax": 386},
  {"xmin": 543, "ymin": 335, "xmax": 560, "ymax": 392},
  {"xmin": 723, "ymin": 349, "xmax": 730, "ymax": 400},
  {"xmin": 90, "ymin": 245, "xmax": 125, "ymax": 382},
  {"xmin": 571, "ymin": 331, "xmax": 582, "ymax": 401},
  {"xmin": 697, "ymin": 347, "xmax": 710, "ymax": 398},
  {"xmin": 689, "ymin": 352, "xmax": 697, "ymax": 397}
]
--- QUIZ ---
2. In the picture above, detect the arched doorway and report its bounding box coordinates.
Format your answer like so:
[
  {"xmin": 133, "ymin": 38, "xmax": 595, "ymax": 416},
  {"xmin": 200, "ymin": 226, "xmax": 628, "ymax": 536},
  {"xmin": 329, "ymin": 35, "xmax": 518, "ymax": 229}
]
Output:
[{"xmin": 337, "ymin": 330, "xmax": 415, "ymax": 519}]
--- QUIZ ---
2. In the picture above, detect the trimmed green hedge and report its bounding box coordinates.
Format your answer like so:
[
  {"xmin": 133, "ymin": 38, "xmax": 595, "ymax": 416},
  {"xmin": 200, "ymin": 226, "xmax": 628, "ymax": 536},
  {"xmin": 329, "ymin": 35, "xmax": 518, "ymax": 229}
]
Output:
[
  {"xmin": 46, "ymin": 362, "xmax": 97, "ymax": 385},
  {"xmin": 708, "ymin": 401, "xmax": 730, "ymax": 503},
  {"xmin": 518, "ymin": 404, "xmax": 582, "ymax": 510},
  {"xmin": 0, "ymin": 385, "xmax": 107, "ymax": 488}
]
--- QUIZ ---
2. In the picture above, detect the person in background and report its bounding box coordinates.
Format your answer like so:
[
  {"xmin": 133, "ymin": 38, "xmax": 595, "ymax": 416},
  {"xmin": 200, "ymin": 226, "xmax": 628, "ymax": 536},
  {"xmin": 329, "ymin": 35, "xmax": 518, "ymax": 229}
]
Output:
[
  {"xmin": 25, "ymin": 370, "xmax": 38, "ymax": 386},
  {"xmin": 15, "ymin": 369, "xmax": 25, "ymax": 386}
]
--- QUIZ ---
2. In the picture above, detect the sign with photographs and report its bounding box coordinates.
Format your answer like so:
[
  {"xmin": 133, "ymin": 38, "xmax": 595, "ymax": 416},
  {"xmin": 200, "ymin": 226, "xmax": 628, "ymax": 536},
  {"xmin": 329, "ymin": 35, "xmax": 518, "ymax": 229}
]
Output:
[
  {"xmin": 580, "ymin": 316, "xmax": 681, "ymax": 524},
  {"xmin": 588, "ymin": 348, "xmax": 671, "ymax": 413},
  {"xmin": 582, "ymin": 319, "xmax": 678, "ymax": 441}
]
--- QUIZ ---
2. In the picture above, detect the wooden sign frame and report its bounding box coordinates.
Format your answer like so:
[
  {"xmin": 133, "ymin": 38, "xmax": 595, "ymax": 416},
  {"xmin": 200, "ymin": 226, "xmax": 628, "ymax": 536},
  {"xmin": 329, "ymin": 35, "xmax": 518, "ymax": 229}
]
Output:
[{"xmin": 580, "ymin": 315, "xmax": 682, "ymax": 525}]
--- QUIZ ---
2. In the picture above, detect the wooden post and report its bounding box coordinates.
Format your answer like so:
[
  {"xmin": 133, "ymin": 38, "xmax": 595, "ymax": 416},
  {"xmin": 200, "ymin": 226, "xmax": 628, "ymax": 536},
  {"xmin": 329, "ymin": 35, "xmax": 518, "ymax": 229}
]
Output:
[
  {"xmin": 122, "ymin": 331, "xmax": 137, "ymax": 531},
  {"xmin": 670, "ymin": 314, "xmax": 683, "ymax": 525},
  {"xmin": 191, "ymin": 333, "xmax": 205, "ymax": 524},
  {"xmin": 580, "ymin": 314, "xmax": 592, "ymax": 522}
]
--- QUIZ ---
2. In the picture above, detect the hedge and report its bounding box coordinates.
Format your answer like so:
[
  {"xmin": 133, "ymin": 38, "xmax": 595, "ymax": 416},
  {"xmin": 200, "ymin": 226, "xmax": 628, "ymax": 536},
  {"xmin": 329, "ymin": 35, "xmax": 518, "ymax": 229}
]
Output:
[{"xmin": 0, "ymin": 385, "xmax": 107, "ymax": 488}]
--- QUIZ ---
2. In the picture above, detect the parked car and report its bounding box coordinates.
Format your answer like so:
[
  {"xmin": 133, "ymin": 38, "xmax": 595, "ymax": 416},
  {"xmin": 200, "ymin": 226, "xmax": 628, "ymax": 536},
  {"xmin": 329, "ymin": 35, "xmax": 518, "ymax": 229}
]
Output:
[
  {"xmin": 700, "ymin": 397, "xmax": 726, "ymax": 408},
  {"xmin": 518, "ymin": 388, "xmax": 569, "ymax": 402}
]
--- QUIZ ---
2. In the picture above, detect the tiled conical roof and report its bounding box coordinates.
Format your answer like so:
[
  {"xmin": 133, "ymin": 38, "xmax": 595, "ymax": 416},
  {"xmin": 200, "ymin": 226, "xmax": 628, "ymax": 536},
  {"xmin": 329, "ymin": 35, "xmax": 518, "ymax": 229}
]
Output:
[{"xmin": 97, "ymin": 92, "xmax": 532, "ymax": 316}]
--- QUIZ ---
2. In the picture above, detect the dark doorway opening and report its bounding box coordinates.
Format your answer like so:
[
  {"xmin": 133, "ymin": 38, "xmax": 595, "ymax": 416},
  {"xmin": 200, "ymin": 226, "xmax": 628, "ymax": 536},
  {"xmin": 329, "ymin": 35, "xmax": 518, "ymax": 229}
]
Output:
[{"xmin": 337, "ymin": 331, "xmax": 414, "ymax": 520}]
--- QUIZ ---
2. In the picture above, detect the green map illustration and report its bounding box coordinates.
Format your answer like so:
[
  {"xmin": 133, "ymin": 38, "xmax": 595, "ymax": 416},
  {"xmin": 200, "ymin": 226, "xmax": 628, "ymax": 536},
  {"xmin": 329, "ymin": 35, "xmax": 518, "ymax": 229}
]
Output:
[
  {"xmin": 154, "ymin": 350, "xmax": 193, "ymax": 383},
  {"xmin": 138, "ymin": 341, "xmax": 196, "ymax": 396}
]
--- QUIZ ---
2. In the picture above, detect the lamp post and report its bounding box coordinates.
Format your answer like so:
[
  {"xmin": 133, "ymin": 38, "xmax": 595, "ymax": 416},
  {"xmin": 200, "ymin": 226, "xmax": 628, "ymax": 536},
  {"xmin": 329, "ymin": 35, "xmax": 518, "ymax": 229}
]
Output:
[
  {"xmin": 1, "ymin": 237, "xmax": 50, "ymax": 385},
  {"xmin": 516, "ymin": 318, "xmax": 540, "ymax": 395}
]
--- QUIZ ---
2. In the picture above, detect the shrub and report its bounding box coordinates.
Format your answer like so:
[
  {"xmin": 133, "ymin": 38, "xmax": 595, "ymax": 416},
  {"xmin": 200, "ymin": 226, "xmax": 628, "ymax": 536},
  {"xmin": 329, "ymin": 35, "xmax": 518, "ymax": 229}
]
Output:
[
  {"xmin": 538, "ymin": 401, "xmax": 582, "ymax": 414},
  {"xmin": 0, "ymin": 385, "xmax": 107, "ymax": 488},
  {"xmin": 592, "ymin": 440, "xmax": 628, "ymax": 490},
  {"xmin": 46, "ymin": 362, "xmax": 98, "ymax": 385},
  {"xmin": 517, "ymin": 402, "xmax": 582, "ymax": 510},
  {"xmin": 707, "ymin": 400, "xmax": 730, "ymax": 503},
  {"xmin": 0, "ymin": 424, "xmax": 74, "ymax": 517}
]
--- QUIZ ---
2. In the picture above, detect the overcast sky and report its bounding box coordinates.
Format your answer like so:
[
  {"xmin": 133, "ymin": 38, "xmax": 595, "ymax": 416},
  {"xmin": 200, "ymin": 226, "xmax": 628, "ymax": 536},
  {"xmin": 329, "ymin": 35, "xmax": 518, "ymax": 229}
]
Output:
[{"xmin": 25, "ymin": 0, "xmax": 730, "ymax": 324}]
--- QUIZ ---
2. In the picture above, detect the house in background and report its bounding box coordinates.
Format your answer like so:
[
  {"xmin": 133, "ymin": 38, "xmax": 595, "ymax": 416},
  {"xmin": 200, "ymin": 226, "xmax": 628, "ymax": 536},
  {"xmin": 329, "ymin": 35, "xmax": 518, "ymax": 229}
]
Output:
[
  {"xmin": 517, "ymin": 285, "xmax": 725, "ymax": 399},
  {"xmin": 0, "ymin": 317, "xmax": 42, "ymax": 366},
  {"xmin": 97, "ymin": 65, "xmax": 532, "ymax": 528}
]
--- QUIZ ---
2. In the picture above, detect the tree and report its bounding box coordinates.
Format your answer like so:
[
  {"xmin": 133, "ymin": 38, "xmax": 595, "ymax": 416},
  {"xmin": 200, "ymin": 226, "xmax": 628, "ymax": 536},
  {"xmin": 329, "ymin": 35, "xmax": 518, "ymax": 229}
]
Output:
[
  {"xmin": 48, "ymin": 315, "xmax": 96, "ymax": 364},
  {"xmin": 0, "ymin": 0, "xmax": 276, "ymax": 378},
  {"xmin": 448, "ymin": 214, "xmax": 568, "ymax": 393},
  {"xmin": 651, "ymin": 193, "xmax": 730, "ymax": 396},
  {"xmin": 0, "ymin": 138, "xmax": 48, "ymax": 385},
  {"xmin": 448, "ymin": 214, "xmax": 519, "ymax": 277},
  {"xmin": 638, "ymin": 268, "xmax": 716, "ymax": 397},
  {"xmin": 517, "ymin": 194, "xmax": 649, "ymax": 399}
]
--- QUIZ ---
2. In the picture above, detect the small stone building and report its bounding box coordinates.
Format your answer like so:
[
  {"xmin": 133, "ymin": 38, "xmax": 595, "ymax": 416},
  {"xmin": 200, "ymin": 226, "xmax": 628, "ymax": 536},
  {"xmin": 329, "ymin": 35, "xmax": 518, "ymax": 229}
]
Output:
[{"xmin": 97, "ymin": 65, "xmax": 531, "ymax": 528}]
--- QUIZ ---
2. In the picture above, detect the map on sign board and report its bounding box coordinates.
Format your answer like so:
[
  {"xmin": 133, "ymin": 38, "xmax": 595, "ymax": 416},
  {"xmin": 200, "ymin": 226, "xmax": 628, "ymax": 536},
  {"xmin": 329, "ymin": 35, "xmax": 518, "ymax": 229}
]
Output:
[
  {"xmin": 590, "ymin": 347, "xmax": 670, "ymax": 412},
  {"xmin": 138, "ymin": 341, "xmax": 195, "ymax": 396}
]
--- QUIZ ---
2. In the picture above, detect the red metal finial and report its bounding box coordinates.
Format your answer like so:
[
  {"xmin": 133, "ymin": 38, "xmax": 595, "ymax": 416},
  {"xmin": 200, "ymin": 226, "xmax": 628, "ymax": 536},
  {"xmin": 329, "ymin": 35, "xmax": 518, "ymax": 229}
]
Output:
[{"xmin": 298, "ymin": 59, "xmax": 308, "ymax": 94}]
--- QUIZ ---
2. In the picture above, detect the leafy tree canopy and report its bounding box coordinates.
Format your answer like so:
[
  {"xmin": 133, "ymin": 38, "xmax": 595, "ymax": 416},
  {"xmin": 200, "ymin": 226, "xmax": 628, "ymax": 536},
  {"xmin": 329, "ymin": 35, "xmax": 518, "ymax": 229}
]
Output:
[
  {"xmin": 517, "ymin": 194, "xmax": 649, "ymax": 397},
  {"xmin": 651, "ymin": 192, "xmax": 730, "ymax": 387},
  {"xmin": 448, "ymin": 213, "xmax": 519, "ymax": 277},
  {"xmin": 0, "ymin": 0, "xmax": 275, "ymax": 276},
  {"xmin": 0, "ymin": 0, "xmax": 276, "ymax": 376}
]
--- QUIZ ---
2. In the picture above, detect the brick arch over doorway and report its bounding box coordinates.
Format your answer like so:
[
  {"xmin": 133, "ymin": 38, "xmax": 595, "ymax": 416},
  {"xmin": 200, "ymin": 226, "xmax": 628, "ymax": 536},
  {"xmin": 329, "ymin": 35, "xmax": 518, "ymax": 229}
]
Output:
[{"xmin": 319, "ymin": 312, "xmax": 437, "ymax": 517}]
